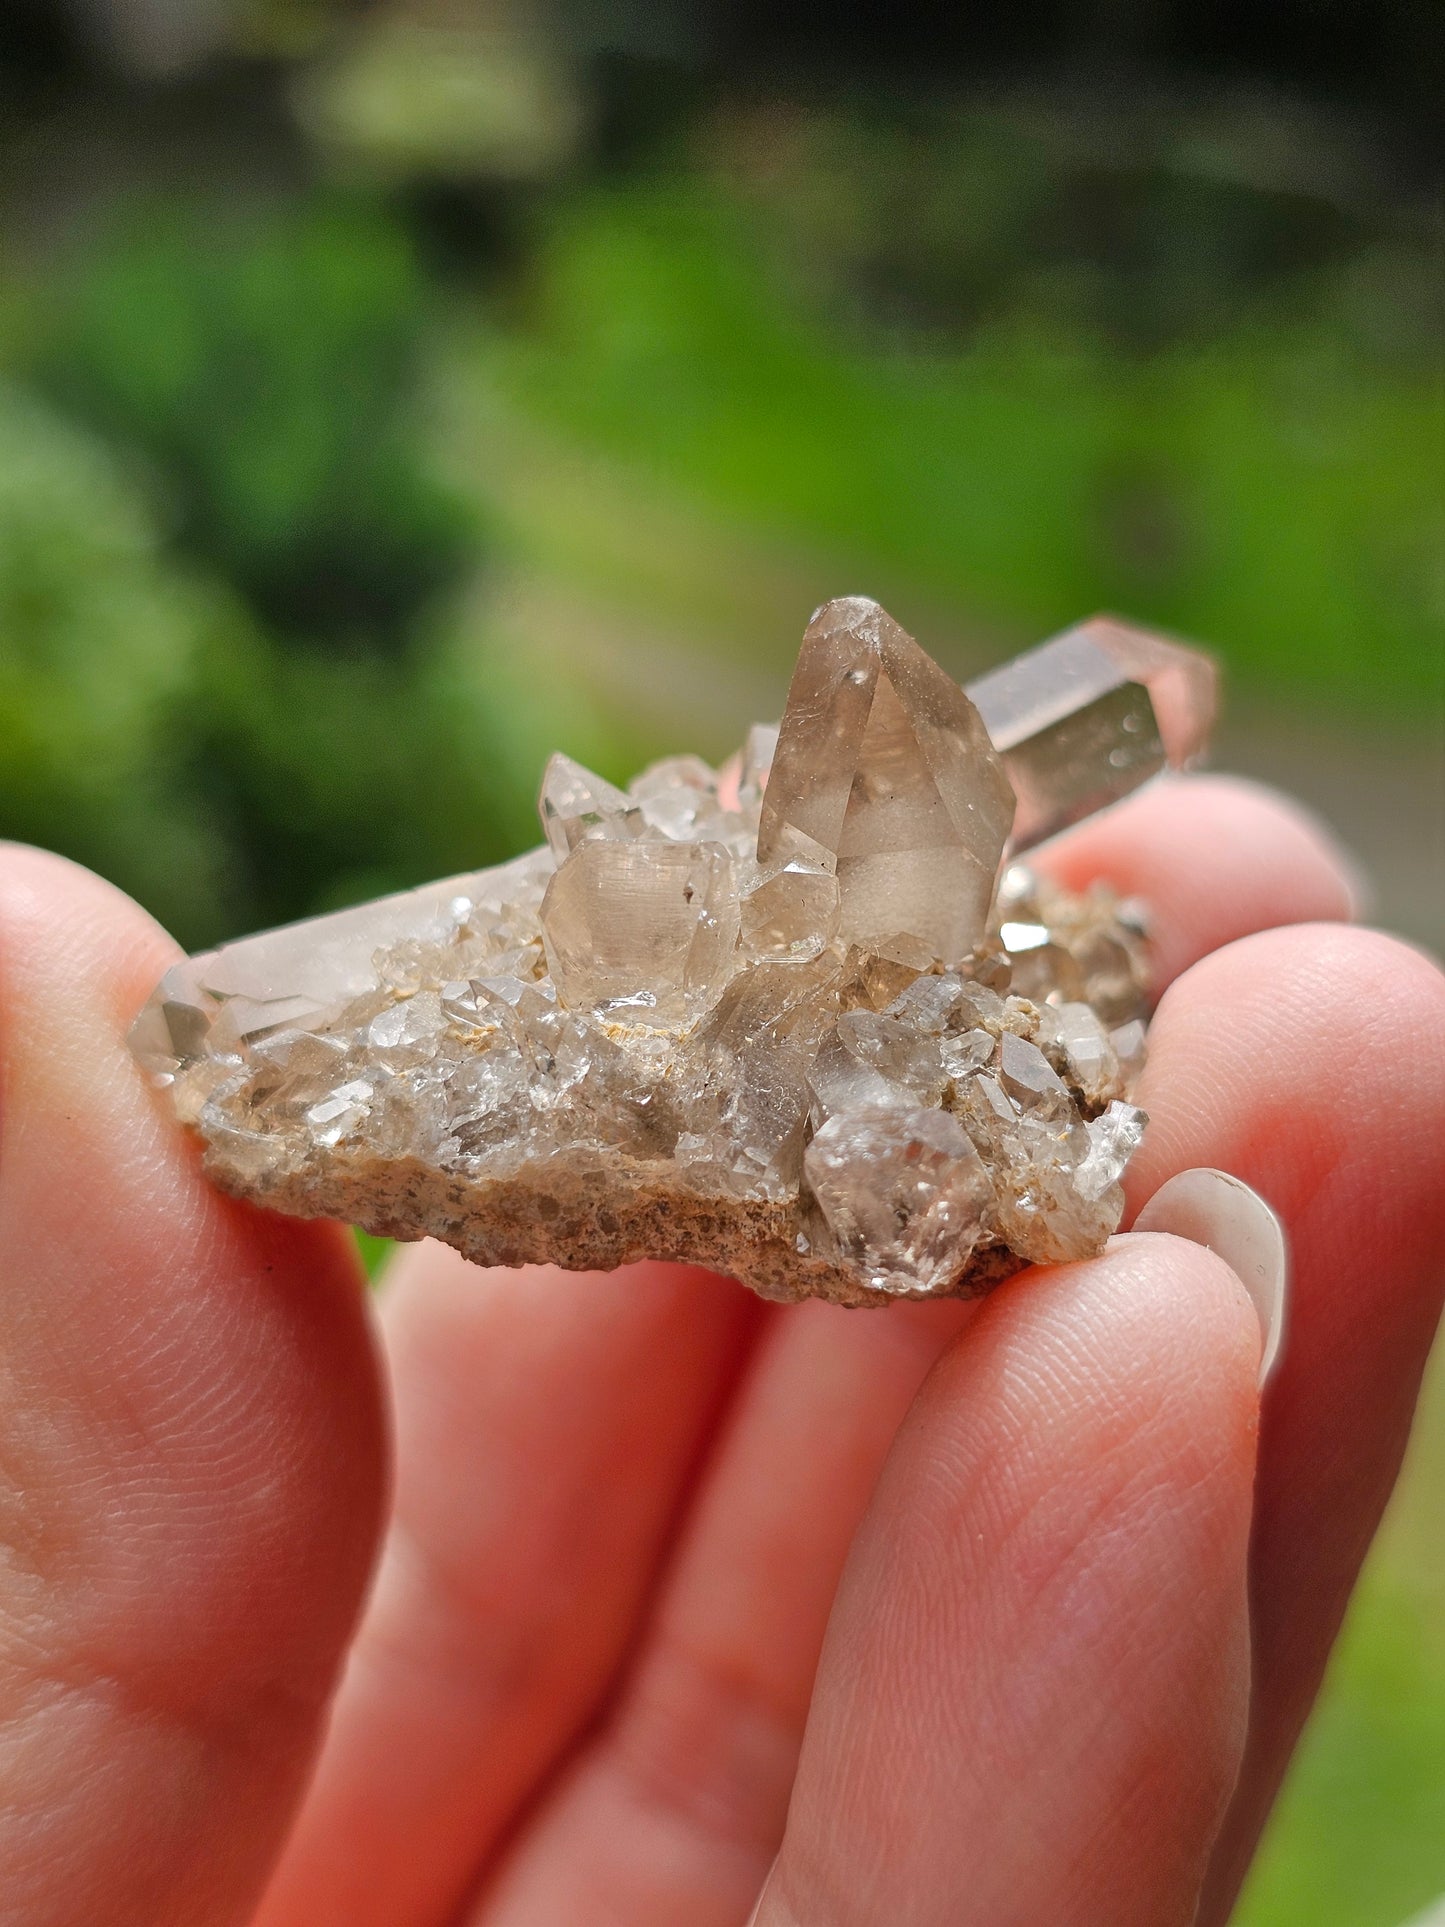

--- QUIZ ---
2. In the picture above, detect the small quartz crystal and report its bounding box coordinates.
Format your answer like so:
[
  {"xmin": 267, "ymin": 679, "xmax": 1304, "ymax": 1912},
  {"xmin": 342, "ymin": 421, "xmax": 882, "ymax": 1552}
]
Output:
[
  {"xmin": 538, "ymin": 752, "xmax": 643, "ymax": 861},
  {"xmin": 128, "ymin": 598, "xmax": 1212, "ymax": 1306},
  {"xmin": 739, "ymin": 857, "xmax": 841, "ymax": 963},
  {"xmin": 805, "ymin": 1105, "xmax": 993, "ymax": 1295},
  {"xmin": 1036, "ymin": 1002, "xmax": 1120, "ymax": 1107},
  {"xmin": 540, "ymin": 839, "xmax": 739, "ymax": 1027}
]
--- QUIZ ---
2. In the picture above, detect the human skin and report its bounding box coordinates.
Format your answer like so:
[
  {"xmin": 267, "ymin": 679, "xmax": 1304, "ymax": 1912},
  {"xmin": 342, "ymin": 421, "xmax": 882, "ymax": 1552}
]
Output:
[{"xmin": 0, "ymin": 774, "xmax": 1441, "ymax": 1926}]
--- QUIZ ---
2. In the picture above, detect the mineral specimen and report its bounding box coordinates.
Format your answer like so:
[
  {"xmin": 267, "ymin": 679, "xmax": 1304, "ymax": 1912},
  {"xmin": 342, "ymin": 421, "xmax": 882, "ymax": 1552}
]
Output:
[
  {"xmin": 131, "ymin": 598, "xmax": 1216, "ymax": 1306},
  {"xmin": 965, "ymin": 615, "xmax": 1219, "ymax": 849}
]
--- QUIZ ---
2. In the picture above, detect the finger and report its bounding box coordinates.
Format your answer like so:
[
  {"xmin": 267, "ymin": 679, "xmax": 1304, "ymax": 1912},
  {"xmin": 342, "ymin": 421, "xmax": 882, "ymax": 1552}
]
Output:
[
  {"xmin": 754, "ymin": 1234, "xmax": 1261, "ymax": 1927},
  {"xmin": 474, "ymin": 1295, "xmax": 976, "ymax": 1926},
  {"xmin": 0, "ymin": 847, "xmax": 386, "ymax": 1927},
  {"xmin": 1116, "ymin": 924, "xmax": 1445, "ymax": 1922},
  {"xmin": 258, "ymin": 1244, "xmax": 762, "ymax": 1927},
  {"xmin": 1032, "ymin": 773, "xmax": 1359, "ymax": 988}
]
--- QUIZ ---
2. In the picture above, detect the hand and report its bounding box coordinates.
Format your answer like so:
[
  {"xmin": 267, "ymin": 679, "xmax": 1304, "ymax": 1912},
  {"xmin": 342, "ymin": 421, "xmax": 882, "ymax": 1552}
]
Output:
[{"xmin": 1, "ymin": 776, "xmax": 1441, "ymax": 1927}]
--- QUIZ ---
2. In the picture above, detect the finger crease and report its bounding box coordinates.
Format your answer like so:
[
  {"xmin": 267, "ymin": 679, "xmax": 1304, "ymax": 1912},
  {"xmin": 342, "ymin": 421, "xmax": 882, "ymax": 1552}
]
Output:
[{"xmin": 591, "ymin": 1628, "xmax": 802, "ymax": 1860}]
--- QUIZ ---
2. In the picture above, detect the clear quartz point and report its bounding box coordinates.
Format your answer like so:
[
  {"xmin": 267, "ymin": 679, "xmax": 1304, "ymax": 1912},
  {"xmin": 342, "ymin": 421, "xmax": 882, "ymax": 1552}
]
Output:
[
  {"xmin": 629, "ymin": 755, "xmax": 727, "ymax": 841},
  {"xmin": 688, "ymin": 954, "xmax": 841, "ymax": 1190},
  {"xmin": 1110, "ymin": 1018, "xmax": 1148, "ymax": 1090},
  {"xmin": 128, "ymin": 963, "xmax": 219, "ymax": 1081},
  {"xmin": 127, "ymin": 853, "xmax": 553, "ymax": 1080},
  {"xmin": 965, "ymin": 615, "xmax": 1218, "ymax": 849},
  {"xmin": 539, "ymin": 752, "xmax": 643, "ymax": 862},
  {"xmin": 1036, "ymin": 1001, "xmax": 1120, "ymax": 1106},
  {"xmin": 1076, "ymin": 1100, "xmax": 1150, "ymax": 1201},
  {"xmin": 759, "ymin": 596, "xmax": 1016, "ymax": 966},
  {"xmin": 128, "ymin": 596, "xmax": 1190, "ymax": 1308},
  {"xmin": 997, "ymin": 1031, "xmax": 1072, "ymax": 1113}
]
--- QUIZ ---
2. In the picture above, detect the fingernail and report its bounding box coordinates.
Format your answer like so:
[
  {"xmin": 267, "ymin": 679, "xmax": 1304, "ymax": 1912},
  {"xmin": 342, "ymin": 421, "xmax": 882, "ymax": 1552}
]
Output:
[{"xmin": 1134, "ymin": 1168, "xmax": 1288, "ymax": 1386}]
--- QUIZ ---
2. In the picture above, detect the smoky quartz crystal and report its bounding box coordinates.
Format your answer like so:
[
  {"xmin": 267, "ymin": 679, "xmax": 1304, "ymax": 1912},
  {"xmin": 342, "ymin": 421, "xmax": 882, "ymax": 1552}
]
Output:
[{"xmin": 131, "ymin": 599, "xmax": 1216, "ymax": 1305}]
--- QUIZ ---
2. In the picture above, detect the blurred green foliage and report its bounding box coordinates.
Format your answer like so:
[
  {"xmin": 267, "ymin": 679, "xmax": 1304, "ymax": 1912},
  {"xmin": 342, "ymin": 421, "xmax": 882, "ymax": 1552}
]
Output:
[
  {"xmin": 489, "ymin": 169, "xmax": 1441, "ymax": 718},
  {"xmin": 711, "ymin": 96, "xmax": 1436, "ymax": 354},
  {"xmin": 0, "ymin": 382, "xmax": 238, "ymax": 935},
  {"xmin": 35, "ymin": 199, "xmax": 473, "ymax": 647},
  {"xmin": 354, "ymin": 1228, "xmax": 396, "ymax": 1279},
  {"xmin": 1238, "ymin": 1566, "xmax": 1445, "ymax": 1927},
  {"xmin": 2, "ymin": 197, "xmax": 551, "ymax": 945}
]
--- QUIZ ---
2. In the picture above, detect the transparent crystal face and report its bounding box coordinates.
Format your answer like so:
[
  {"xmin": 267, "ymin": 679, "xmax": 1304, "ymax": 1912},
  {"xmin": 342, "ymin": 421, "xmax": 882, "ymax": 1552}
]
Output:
[
  {"xmin": 127, "ymin": 599, "xmax": 1205, "ymax": 1303},
  {"xmin": 805, "ymin": 1105, "xmax": 994, "ymax": 1295},
  {"xmin": 739, "ymin": 859, "xmax": 841, "ymax": 963},
  {"xmin": 965, "ymin": 615, "xmax": 1219, "ymax": 850},
  {"xmin": 759, "ymin": 597, "xmax": 1016, "ymax": 966},
  {"xmin": 540, "ymin": 839, "xmax": 739, "ymax": 1028},
  {"xmin": 538, "ymin": 751, "xmax": 643, "ymax": 862}
]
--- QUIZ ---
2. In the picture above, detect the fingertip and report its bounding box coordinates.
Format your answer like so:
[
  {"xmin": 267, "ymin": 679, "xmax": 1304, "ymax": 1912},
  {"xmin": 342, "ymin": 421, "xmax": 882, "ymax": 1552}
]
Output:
[
  {"xmin": 927, "ymin": 1229, "xmax": 1263, "ymax": 1454},
  {"xmin": 762, "ymin": 1228, "xmax": 1260, "ymax": 1927},
  {"xmin": 1136, "ymin": 922, "xmax": 1445, "ymax": 1226},
  {"xmin": 1042, "ymin": 771, "xmax": 1360, "ymax": 910},
  {"xmin": 1103, "ymin": 1228, "xmax": 1266, "ymax": 1414},
  {"xmin": 1160, "ymin": 916, "xmax": 1444, "ymax": 1012},
  {"xmin": 0, "ymin": 839, "xmax": 181, "ymax": 1020},
  {"xmin": 1197, "ymin": 774, "xmax": 1370, "ymax": 923},
  {"xmin": 869, "ymin": 1229, "xmax": 1264, "ymax": 1725},
  {"xmin": 0, "ymin": 833, "xmax": 385, "ymax": 1508},
  {"xmin": 1127, "ymin": 920, "xmax": 1445, "ymax": 1920},
  {"xmin": 0, "ymin": 849, "xmax": 388, "ymax": 1920},
  {"xmin": 0, "ymin": 837, "xmax": 367, "ymax": 1291},
  {"xmin": 1130, "ymin": 918, "xmax": 1445, "ymax": 1462}
]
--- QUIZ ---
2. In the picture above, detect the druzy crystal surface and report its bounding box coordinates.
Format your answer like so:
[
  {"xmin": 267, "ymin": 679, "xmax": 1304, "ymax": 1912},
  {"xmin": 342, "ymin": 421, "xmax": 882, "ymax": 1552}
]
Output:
[{"xmin": 131, "ymin": 598, "xmax": 1215, "ymax": 1306}]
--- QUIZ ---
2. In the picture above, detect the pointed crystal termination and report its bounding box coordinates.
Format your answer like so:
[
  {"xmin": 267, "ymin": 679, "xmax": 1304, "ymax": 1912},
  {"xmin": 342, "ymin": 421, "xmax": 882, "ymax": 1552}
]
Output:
[
  {"xmin": 539, "ymin": 752, "xmax": 643, "ymax": 862},
  {"xmin": 965, "ymin": 615, "xmax": 1219, "ymax": 850},
  {"xmin": 758, "ymin": 597, "xmax": 1016, "ymax": 966}
]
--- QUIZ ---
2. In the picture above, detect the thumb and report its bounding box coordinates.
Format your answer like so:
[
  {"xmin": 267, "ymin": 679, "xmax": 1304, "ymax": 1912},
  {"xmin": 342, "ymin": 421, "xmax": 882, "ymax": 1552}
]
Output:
[
  {"xmin": 0, "ymin": 848, "xmax": 387, "ymax": 1926},
  {"xmin": 756, "ymin": 1232, "xmax": 1262, "ymax": 1927}
]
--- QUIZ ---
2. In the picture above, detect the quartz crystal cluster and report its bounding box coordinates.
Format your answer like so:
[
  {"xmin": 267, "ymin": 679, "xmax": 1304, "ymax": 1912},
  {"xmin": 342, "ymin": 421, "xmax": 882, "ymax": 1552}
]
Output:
[{"xmin": 131, "ymin": 598, "xmax": 1215, "ymax": 1305}]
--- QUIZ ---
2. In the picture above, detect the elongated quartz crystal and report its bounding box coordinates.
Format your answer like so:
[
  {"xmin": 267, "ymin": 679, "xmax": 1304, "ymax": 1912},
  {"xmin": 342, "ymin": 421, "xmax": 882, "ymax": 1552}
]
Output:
[
  {"xmin": 128, "ymin": 852, "xmax": 554, "ymax": 1081},
  {"xmin": 758, "ymin": 597, "xmax": 1016, "ymax": 965},
  {"xmin": 129, "ymin": 597, "xmax": 1202, "ymax": 1306},
  {"xmin": 965, "ymin": 615, "xmax": 1218, "ymax": 849}
]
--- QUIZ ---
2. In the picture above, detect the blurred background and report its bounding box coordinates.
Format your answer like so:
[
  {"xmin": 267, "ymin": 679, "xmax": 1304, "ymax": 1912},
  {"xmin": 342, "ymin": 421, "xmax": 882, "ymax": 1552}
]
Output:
[{"xmin": 0, "ymin": 2, "xmax": 1440, "ymax": 1917}]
